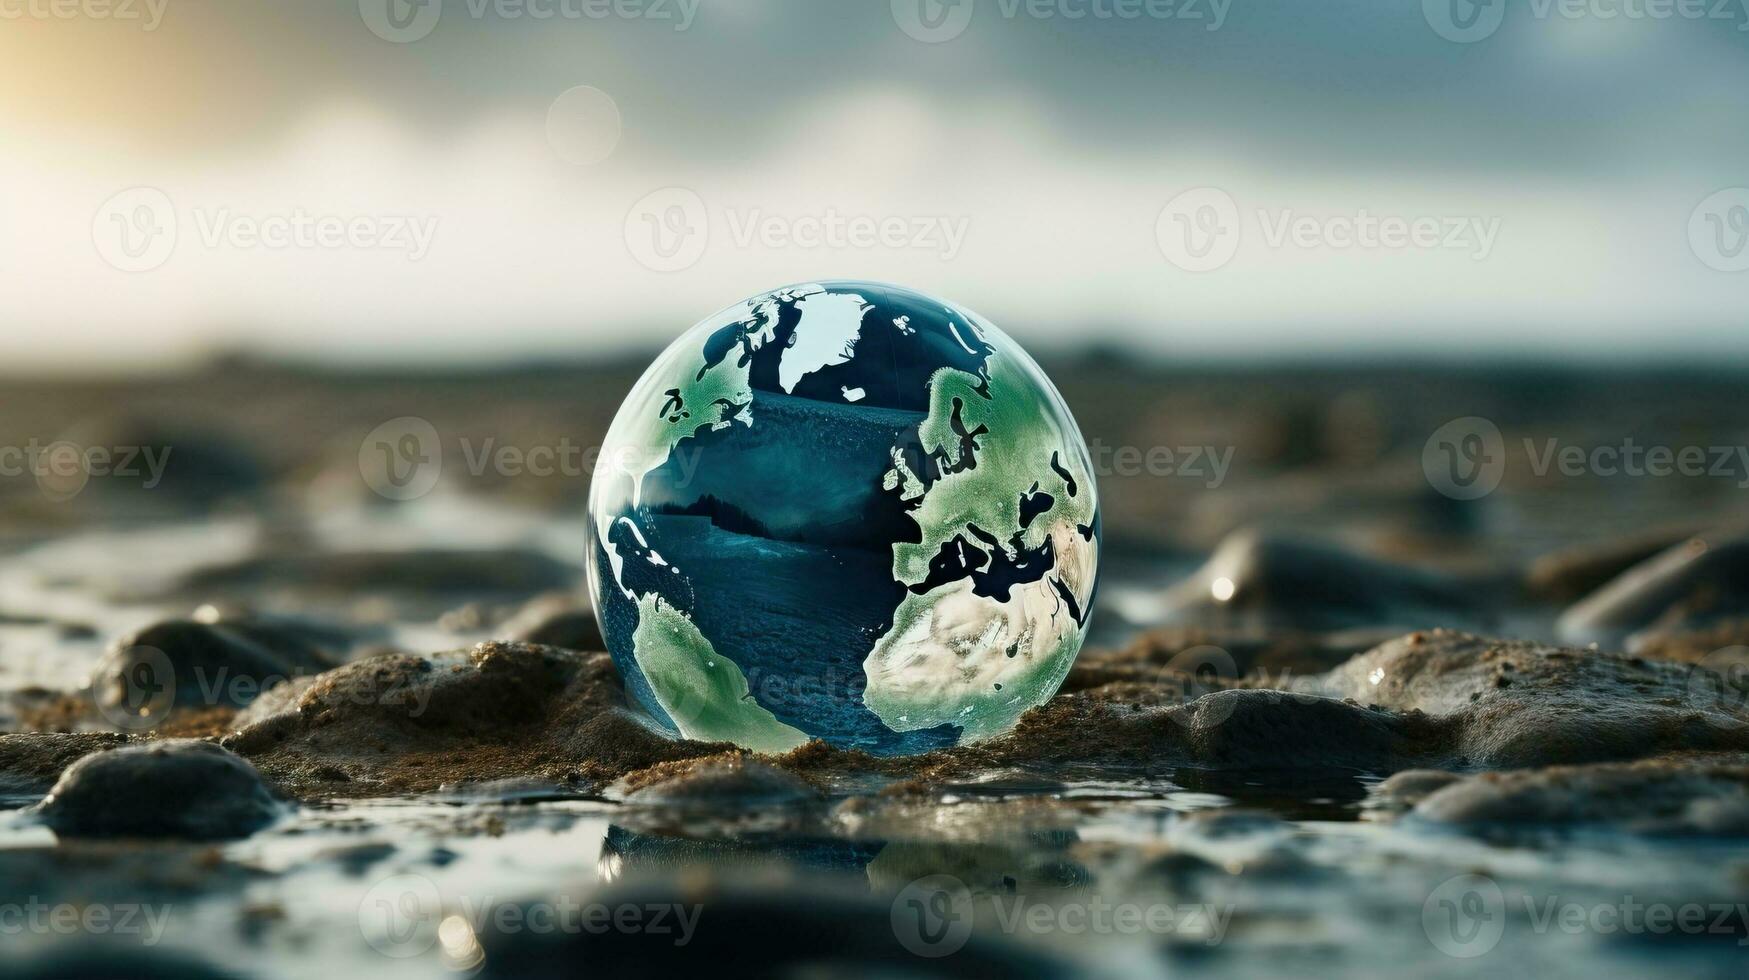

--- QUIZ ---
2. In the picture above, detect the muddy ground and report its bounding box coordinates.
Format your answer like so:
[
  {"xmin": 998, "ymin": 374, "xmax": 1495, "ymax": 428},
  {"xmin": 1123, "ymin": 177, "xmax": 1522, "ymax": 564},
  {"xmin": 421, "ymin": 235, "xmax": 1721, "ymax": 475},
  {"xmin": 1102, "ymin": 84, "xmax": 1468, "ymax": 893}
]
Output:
[{"xmin": 1, "ymin": 358, "xmax": 1747, "ymax": 978}]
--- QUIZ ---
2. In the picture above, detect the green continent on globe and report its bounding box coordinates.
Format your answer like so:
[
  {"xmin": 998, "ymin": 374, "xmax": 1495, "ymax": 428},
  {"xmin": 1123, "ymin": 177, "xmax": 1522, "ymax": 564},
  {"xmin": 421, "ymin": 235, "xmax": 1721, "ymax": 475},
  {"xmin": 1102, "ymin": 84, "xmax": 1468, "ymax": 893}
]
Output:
[
  {"xmin": 587, "ymin": 282, "xmax": 1100, "ymax": 755},
  {"xmin": 863, "ymin": 339, "xmax": 1097, "ymax": 738}
]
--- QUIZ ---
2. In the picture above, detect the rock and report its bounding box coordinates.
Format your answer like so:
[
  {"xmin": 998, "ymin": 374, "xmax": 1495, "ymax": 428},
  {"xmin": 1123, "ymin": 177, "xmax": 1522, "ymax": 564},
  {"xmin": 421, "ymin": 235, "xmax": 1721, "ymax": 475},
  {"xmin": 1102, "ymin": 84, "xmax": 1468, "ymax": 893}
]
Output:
[
  {"xmin": 968, "ymin": 688, "xmax": 1451, "ymax": 774},
  {"xmin": 1412, "ymin": 758, "xmax": 1749, "ymax": 836},
  {"xmin": 615, "ymin": 754, "xmax": 819, "ymax": 806},
  {"xmin": 1302, "ymin": 629, "xmax": 1749, "ymax": 769},
  {"xmin": 51, "ymin": 419, "xmax": 267, "ymax": 510},
  {"xmin": 175, "ymin": 548, "xmax": 579, "ymax": 599},
  {"xmin": 6, "ymin": 948, "xmax": 239, "ymax": 980},
  {"xmin": 230, "ymin": 675, "xmax": 319, "ymax": 730},
  {"xmin": 475, "ymin": 877, "xmax": 1069, "ymax": 980},
  {"xmin": 89, "ymin": 617, "xmax": 341, "ymax": 719},
  {"xmin": 1559, "ymin": 532, "xmax": 1749, "ymax": 650},
  {"xmin": 1633, "ymin": 619, "xmax": 1749, "ymax": 664},
  {"xmin": 32, "ymin": 739, "xmax": 283, "ymax": 840},
  {"xmin": 1525, "ymin": 524, "xmax": 1706, "ymax": 602},
  {"xmin": 501, "ymin": 593, "xmax": 605, "ymax": 651},
  {"xmin": 0, "ymin": 733, "xmax": 129, "ymax": 798},
  {"xmin": 1064, "ymin": 625, "xmax": 1388, "ymax": 694},
  {"xmin": 1154, "ymin": 530, "xmax": 1490, "ymax": 634},
  {"xmin": 1373, "ymin": 769, "xmax": 1463, "ymax": 807},
  {"xmin": 225, "ymin": 642, "xmax": 725, "ymax": 798}
]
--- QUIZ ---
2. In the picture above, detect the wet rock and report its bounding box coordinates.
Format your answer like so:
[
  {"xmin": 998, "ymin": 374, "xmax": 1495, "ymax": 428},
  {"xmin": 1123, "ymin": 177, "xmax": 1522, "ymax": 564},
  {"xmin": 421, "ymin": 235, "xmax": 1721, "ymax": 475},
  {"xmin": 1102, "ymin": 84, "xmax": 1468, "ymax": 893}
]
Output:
[
  {"xmin": 1170, "ymin": 808, "xmax": 1290, "ymax": 841},
  {"xmin": 52, "ymin": 419, "xmax": 268, "ymax": 511},
  {"xmin": 0, "ymin": 733, "xmax": 128, "ymax": 798},
  {"xmin": 500, "ymin": 593, "xmax": 605, "ymax": 651},
  {"xmin": 6, "ymin": 948, "xmax": 239, "ymax": 980},
  {"xmin": 1559, "ymin": 533, "xmax": 1749, "ymax": 651},
  {"xmin": 616, "ymin": 754, "xmax": 819, "ymax": 806},
  {"xmin": 475, "ymin": 877, "xmax": 1071, "ymax": 980},
  {"xmin": 225, "ymin": 642, "xmax": 724, "ymax": 798},
  {"xmin": 1525, "ymin": 524, "xmax": 1706, "ymax": 603},
  {"xmin": 602, "ymin": 823, "xmax": 886, "ymax": 877},
  {"xmin": 175, "ymin": 548, "xmax": 579, "ymax": 599},
  {"xmin": 90, "ymin": 617, "xmax": 341, "ymax": 717},
  {"xmin": 33, "ymin": 739, "xmax": 283, "ymax": 840},
  {"xmin": 1413, "ymin": 758, "xmax": 1749, "ymax": 836},
  {"xmin": 1064, "ymin": 625, "xmax": 1388, "ymax": 694},
  {"xmin": 1633, "ymin": 618, "xmax": 1749, "ymax": 665},
  {"xmin": 1373, "ymin": 769, "xmax": 1462, "ymax": 807},
  {"xmin": 431, "ymin": 777, "xmax": 584, "ymax": 804},
  {"xmin": 230, "ymin": 675, "xmax": 319, "ymax": 730},
  {"xmin": 1303, "ymin": 629, "xmax": 1749, "ymax": 769},
  {"xmin": 1153, "ymin": 530, "xmax": 1490, "ymax": 634},
  {"xmin": 970, "ymin": 688, "xmax": 1451, "ymax": 774}
]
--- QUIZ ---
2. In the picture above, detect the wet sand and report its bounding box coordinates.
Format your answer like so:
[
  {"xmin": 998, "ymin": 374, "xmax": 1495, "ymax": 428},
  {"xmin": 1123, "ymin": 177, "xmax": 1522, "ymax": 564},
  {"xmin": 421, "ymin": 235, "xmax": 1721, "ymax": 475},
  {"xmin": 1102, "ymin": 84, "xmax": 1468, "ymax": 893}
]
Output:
[{"xmin": 1, "ymin": 358, "xmax": 1747, "ymax": 978}]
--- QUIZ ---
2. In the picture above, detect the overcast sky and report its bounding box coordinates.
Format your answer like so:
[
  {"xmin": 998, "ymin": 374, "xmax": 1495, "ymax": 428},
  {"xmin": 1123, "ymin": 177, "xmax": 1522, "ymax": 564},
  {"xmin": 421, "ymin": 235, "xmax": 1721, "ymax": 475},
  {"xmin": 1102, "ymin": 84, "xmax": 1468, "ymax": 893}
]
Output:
[{"xmin": 2, "ymin": 0, "xmax": 1746, "ymax": 370}]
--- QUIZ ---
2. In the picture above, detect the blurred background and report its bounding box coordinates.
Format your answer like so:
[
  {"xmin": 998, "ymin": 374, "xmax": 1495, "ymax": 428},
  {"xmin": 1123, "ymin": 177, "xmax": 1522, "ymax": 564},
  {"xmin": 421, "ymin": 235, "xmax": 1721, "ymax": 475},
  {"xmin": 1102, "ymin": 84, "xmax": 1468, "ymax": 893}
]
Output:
[{"xmin": 3, "ymin": 0, "xmax": 1747, "ymax": 369}]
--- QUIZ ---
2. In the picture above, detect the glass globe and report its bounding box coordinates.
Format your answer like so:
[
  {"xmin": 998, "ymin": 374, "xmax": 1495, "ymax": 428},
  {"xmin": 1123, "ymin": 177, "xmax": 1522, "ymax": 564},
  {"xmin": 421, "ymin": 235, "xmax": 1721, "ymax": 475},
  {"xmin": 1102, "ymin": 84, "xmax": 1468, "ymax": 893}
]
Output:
[{"xmin": 587, "ymin": 281, "xmax": 1100, "ymax": 755}]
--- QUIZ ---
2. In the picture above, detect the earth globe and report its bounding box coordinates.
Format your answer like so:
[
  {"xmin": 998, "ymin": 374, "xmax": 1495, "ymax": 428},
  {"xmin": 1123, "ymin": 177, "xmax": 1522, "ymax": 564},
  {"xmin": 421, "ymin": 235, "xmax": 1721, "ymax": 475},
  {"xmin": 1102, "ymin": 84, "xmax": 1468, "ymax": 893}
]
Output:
[{"xmin": 587, "ymin": 281, "xmax": 1100, "ymax": 755}]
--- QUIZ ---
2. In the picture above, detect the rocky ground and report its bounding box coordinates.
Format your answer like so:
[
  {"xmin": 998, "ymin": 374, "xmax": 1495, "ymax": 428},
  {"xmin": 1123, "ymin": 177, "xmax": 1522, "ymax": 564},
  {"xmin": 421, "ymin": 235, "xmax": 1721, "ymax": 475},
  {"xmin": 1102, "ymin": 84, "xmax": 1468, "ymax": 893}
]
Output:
[{"xmin": 1, "ymin": 360, "xmax": 1747, "ymax": 978}]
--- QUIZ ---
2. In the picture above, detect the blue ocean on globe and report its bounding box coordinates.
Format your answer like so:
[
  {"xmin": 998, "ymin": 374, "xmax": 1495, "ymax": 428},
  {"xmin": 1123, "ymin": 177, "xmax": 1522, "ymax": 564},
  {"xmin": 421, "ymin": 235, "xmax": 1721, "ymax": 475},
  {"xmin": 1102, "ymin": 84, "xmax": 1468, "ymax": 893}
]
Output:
[{"xmin": 586, "ymin": 282, "xmax": 1100, "ymax": 755}]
